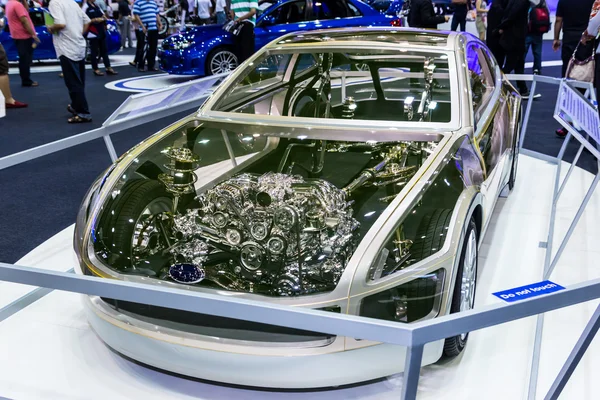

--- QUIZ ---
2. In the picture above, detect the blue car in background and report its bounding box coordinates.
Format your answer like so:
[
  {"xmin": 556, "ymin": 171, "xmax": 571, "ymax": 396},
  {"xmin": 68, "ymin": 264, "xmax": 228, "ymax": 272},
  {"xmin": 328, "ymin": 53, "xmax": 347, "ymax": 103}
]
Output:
[
  {"xmin": 0, "ymin": 8, "xmax": 121, "ymax": 62},
  {"xmin": 159, "ymin": 0, "xmax": 404, "ymax": 76}
]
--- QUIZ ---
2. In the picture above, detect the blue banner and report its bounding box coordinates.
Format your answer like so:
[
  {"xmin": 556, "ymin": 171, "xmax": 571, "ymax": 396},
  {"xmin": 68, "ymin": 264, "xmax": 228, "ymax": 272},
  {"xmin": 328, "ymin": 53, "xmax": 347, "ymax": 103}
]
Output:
[{"xmin": 492, "ymin": 280, "xmax": 565, "ymax": 303}]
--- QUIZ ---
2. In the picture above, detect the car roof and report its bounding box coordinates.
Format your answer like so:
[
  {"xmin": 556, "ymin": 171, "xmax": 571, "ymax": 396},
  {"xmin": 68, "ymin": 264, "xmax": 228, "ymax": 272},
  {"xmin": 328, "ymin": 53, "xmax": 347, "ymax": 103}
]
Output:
[{"xmin": 269, "ymin": 27, "xmax": 459, "ymax": 51}]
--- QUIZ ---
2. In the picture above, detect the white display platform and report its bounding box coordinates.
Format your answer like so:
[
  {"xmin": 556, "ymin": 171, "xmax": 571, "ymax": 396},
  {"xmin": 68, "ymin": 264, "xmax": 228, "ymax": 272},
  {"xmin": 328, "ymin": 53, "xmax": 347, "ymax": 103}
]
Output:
[{"xmin": 1, "ymin": 154, "xmax": 599, "ymax": 399}]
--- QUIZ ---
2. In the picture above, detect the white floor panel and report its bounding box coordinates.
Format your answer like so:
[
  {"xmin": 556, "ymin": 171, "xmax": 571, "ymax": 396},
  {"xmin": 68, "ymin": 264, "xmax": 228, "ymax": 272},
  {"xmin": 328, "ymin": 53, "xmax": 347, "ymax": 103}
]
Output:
[
  {"xmin": 0, "ymin": 225, "xmax": 77, "ymax": 310},
  {"xmin": 1, "ymin": 154, "xmax": 599, "ymax": 399}
]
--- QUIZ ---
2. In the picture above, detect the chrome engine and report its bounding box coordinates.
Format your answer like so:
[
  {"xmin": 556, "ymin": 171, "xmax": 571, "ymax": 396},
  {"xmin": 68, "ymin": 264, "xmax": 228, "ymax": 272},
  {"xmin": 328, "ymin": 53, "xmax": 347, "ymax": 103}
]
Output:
[{"xmin": 170, "ymin": 172, "xmax": 359, "ymax": 296}]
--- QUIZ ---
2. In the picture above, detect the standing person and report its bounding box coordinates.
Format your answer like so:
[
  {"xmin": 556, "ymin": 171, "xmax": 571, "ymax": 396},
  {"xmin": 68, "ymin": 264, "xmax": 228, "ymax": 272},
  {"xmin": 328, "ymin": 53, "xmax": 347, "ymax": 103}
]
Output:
[
  {"xmin": 487, "ymin": 0, "xmax": 507, "ymax": 66},
  {"xmin": 133, "ymin": 0, "xmax": 162, "ymax": 72},
  {"xmin": 5, "ymin": 0, "xmax": 40, "ymax": 87},
  {"xmin": 195, "ymin": 0, "xmax": 211, "ymax": 25},
  {"xmin": 47, "ymin": 0, "xmax": 93, "ymax": 123},
  {"xmin": 553, "ymin": 0, "xmax": 595, "ymax": 77},
  {"xmin": 497, "ymin": 0, "xmax": 529, "ymax": 96},
  {"xmin": 230, "ymin": 0, "xmax": 256, "ymax": 63},
  {"xmin": 475, "ymin": 0, "xmax": 487, "ymax": 41},
  {"xmin": 130, "ymin": 0, "xmax": 142, "ymax": 67},
  {"xmin": 86, "ymin": 0, "xmax": 118, "ymax": 76},
  {"xmin": 118, "ymin": 0, "xmax": 133, "ymax": 48},
  {"xmin": 585, "ymin": 1, "xmax": 600, "ymax": 111},
  {"xmin": 0, "ymin": 43, "xmax": 27, "ymax": 108},
  {"xmin": 451, "ymin": 0, "xmax": 469, "ymax": 32},
  {"xmin": 95, "ymin": 0, "xmax": 110, "ymax": 17},
  {"xmin": 525, "ymin": 0, "xmax": 550, "ymax": 76},
  {"xmin": 213, "ymin": 0, "xmax": 226, "ymax": 25},
  {"xmin": 179, "ymin": 0, "xmax": 189, "ymax": 30},
  {"xmin": 553, "ymin": 0, "xmax": 595, "ymax": 136},
  {"xmin": 408, "ymin": 0, "xmax": 449, "ymax": 29}
]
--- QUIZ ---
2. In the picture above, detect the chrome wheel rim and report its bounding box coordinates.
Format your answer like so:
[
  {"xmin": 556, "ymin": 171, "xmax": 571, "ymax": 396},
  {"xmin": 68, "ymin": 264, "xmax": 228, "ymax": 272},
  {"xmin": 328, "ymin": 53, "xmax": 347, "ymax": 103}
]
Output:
[
  {"xmin": 132, "ymin": 197, "xmax": 172, "ymax": 257},
  {"xmin": 210, "ymin": 51, "xmax": 238, "ymax": 75},
  {"xmin": 459, "ymin": 229, "xmax": 477, "ymax": 340}
]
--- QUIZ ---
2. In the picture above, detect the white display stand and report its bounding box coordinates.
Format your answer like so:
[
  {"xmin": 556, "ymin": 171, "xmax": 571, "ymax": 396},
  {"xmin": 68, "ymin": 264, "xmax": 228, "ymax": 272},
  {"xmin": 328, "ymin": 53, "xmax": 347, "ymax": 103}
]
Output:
[
  {"xmin": 0, "ymin": 91, "xmax": 5, "ymax": 118},
  {"xmin": 1, "ymin": 154, "xmax": 599, "ymax": 399}
]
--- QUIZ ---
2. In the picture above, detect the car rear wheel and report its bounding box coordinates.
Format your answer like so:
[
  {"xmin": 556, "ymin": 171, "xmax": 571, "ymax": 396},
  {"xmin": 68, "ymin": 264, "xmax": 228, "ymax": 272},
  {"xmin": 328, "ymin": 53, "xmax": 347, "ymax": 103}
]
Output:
[
  {"xmin": 159, "ymin": 16, "xmax": 169, "ymax": 38},
  {"xmin": 443, "ymin": 217, "xmax": 478, "ymax": 358},
  {"xmin": 206, "ymin": 47, "xmax": 238, "ymax": 75}
]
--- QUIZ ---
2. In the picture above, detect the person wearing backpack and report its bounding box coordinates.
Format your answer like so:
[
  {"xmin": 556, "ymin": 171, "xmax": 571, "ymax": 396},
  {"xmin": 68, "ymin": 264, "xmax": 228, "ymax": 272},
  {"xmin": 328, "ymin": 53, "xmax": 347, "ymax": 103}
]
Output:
[
  {"xmin": 553, "ymin": 0, "xmax": 594, "ymax": 136},
  {"xmin": 525, "ymin": 0, "xmax": 550, "ymax": 76}
]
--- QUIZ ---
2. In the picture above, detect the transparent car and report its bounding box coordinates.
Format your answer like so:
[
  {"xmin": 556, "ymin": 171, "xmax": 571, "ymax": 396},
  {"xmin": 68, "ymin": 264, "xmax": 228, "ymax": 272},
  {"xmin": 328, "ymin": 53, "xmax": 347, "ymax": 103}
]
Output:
[{"xmin": 74, "ymin": 28, "xmax": 521, "ymax": 388}]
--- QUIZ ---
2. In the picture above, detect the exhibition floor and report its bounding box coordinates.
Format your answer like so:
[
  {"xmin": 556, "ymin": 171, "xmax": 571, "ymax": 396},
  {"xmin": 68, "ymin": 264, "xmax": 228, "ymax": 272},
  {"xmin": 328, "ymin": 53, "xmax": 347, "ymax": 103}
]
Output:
[{"xmin": 1, "ymin": 155, "xmax": 598, "ymax": 399}]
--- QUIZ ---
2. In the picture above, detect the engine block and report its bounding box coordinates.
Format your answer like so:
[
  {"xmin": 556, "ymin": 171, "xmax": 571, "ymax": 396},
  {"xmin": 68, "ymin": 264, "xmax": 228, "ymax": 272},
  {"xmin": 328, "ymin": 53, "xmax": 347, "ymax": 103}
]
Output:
[{"xmin": 171, "ymin": 172, "xmax": 359, "ymax": 296}]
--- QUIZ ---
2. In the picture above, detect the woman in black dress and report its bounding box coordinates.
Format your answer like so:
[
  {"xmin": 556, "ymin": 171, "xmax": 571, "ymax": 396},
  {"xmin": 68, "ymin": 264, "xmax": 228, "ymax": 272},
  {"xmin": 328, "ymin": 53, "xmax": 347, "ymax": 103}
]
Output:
[{"xmin": 86, "ymin": 0, "xmax": 118, "ymax": 76}]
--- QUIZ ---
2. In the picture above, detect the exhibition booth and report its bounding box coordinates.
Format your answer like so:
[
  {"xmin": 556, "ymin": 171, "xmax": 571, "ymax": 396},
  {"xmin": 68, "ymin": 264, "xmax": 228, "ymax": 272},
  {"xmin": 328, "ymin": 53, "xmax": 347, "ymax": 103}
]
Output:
[{"xmin": 1, "ymin": 18, "xmax": 600, "ymax": 400}]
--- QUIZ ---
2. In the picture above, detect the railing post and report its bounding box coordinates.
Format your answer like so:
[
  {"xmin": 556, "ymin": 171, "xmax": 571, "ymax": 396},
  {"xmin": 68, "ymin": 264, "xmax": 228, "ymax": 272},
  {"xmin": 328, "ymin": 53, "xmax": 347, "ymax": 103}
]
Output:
[
  {"xmin": 544, "ymin": 304, "xmax": 600, "ymax": 400},
  {"xmin": 547, "ymin": 172, "xmax": 600, "ymax": 277},
  {"xmin": 401, "ymin": 344, "xmax": 423, "ymax": 400},
  {"xmin": 103, "ymin": 134, "xmax": 118, "ymax": 163},
  {"xmin": 520, "ymin": 75, "xmax": 537, "ymax": 149}
]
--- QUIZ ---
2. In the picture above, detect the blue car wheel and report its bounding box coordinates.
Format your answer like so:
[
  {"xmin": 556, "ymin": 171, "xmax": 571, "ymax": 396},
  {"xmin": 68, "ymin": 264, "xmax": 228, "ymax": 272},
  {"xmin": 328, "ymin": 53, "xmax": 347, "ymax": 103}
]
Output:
[{"xmin": 206, "ymin": 47, "xmax": 238, "ymax": 75}]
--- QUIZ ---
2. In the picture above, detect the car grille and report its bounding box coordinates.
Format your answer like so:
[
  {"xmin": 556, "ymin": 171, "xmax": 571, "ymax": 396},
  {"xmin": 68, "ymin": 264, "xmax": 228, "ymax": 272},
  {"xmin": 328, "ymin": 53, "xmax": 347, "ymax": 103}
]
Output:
[{"xmin": 101, "ymin": 298, "xmax": 336, "ymax": 344}]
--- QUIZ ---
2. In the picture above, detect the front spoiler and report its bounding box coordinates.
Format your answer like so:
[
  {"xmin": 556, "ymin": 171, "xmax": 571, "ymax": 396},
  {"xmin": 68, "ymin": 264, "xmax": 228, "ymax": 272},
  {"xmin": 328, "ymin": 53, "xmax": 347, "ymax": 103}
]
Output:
[{"xmin": 84, "ymin": 295, "xmax": 444, "ymax": 388}]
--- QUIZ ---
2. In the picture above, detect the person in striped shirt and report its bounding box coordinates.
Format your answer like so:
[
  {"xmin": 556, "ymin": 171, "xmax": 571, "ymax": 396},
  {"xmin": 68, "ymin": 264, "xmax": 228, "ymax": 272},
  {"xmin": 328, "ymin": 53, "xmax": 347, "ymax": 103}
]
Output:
[
  {"xmin": 229, "ymin": 0, "xmax": 257, "ymax": 63},
  {"xmin": 133, "ymin": 0, "xmax": 163, "ymax": 71}
]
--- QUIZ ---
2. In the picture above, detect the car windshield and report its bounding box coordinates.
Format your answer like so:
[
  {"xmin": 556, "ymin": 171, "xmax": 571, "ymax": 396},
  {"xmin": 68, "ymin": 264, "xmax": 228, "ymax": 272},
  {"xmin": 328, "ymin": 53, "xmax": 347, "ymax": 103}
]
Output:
[{"xmin": 211, "ymin": 48, "xmax": 455, "ymax": 125}]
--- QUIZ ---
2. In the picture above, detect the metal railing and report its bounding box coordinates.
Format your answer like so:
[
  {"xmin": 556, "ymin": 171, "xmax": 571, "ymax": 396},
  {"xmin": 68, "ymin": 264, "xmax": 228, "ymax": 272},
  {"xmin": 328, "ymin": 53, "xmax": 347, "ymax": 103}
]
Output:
[
  {"xmin": 0, "ymin": 73, "xmax": 599, "ymax": 399},
  {"xmin": 0, "ymin": 72, "xmax": 228, "ymax": 171}
]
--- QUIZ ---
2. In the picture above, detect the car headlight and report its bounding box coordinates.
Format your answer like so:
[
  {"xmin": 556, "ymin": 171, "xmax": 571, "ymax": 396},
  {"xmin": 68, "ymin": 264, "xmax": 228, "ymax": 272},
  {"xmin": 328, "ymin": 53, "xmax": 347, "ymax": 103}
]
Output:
[
  {"xmin": 360, "ymin": 269, "xmax": 445, "ymax": 323},
  {"xmin": 173, "ymin": 40, "xmax": 194, "ymax": 50}
]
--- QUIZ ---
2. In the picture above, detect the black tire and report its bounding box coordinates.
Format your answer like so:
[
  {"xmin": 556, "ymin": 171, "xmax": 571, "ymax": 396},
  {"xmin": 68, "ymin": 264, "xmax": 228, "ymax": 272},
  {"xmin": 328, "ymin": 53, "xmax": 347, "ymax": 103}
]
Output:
[
  {"xmin": 159, "ymin": 16, "xmax": 169, "ymax": 38},
  {"xmin": 400, "ymin": 209, "xmax": 453, "ymax": 322},
  {"xmin": 443, "ymin": 217, "xmax": 478, "ymax": 358},
  {"xmin": 205, "ymin": 47, "xmax": 238, "ymax": 76},
  {"xmin": 509, "ymin": 108, "xmax": 522, "ymax": 191},
  {"xmin": 291, "ymin": 88, "xmax": 317, "ymax": 117},
  {"xmin": 410, "ymin": 209, "xmax": 453, "ymax": 261},
  {"xmin": 101, "ymin": 180, "xmax": 172, "ymax": 266}
]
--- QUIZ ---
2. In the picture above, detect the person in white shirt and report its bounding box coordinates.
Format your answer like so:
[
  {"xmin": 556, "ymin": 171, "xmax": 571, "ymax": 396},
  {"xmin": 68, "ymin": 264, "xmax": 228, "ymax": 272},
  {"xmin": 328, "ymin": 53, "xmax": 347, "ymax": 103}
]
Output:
[
  {"xmin": 47, "ymin": 0, "xmax": 93, "ymax": 123},
  {"xmin": 195, "ymin": 0, "xmax": 211, "ymax": 24},
  {"xmin": 214, "ymin": 0, "xmax": 227, "ymax": 24}
]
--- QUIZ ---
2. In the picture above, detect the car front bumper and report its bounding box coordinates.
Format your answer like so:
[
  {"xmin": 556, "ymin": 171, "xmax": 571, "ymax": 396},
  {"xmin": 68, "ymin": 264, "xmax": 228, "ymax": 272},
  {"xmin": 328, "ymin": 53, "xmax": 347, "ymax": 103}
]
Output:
[
  {"xmin": 158, "ymin": 49, "xmax": 206, "ymax": 76},
  {"xmin": 84, "ymin": 295, "xmax": 444, "ymax": 388}
]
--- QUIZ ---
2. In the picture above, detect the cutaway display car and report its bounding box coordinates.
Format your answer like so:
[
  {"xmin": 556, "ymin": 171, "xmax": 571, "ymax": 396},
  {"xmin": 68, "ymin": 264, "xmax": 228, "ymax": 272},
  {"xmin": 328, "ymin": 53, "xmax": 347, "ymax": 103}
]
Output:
[{"xmin": 74, "ymin": 28, "xmax": 521, "ymax": 388}]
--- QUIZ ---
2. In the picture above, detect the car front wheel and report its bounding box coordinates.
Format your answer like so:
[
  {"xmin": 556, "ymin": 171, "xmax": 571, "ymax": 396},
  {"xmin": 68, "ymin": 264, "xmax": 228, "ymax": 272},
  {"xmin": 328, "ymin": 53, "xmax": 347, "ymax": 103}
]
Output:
[
  {"xmin": 443, "ymin": 217, "xmax": 478, "ymax": 358},
  {"xmin": 206, "ymin": 47, "xmax": 238, "ymax": 75}
]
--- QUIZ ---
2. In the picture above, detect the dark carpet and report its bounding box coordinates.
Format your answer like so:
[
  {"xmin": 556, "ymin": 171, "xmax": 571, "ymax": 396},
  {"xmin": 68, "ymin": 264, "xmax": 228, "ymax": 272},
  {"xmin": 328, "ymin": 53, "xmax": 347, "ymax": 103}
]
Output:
[
  {"xmin": 0, "ymin": 64, "xmax": 194, "ymax": 264},
  {"xmin": 0, "ymin": 42, "xmax": 597, "ymax": 263}
]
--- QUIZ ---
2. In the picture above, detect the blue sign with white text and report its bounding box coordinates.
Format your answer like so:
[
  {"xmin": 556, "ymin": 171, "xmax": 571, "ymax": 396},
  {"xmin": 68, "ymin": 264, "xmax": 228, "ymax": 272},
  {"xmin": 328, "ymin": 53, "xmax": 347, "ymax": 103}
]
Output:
[{"xmin": 492, "ymin": 281, "xmax": 565, "ymax": 303}]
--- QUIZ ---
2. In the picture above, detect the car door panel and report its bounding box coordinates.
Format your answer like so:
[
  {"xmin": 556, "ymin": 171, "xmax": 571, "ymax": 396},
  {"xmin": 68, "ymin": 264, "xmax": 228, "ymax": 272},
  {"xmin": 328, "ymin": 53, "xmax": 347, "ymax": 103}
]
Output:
[{"xmin": 255, "ymin": 0, "xmax": 311, "ymax": 49}]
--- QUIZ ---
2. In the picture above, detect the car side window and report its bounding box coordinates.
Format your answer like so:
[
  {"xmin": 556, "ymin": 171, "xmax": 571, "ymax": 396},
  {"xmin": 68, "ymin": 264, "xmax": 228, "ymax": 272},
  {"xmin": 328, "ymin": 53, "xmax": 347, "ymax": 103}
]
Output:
[
  {"xmin": 466, "ymin": 44, "xmax": 495, "ymax": 122},
  {"xmin": 29, "ymin": 11, "xmax": 45, "ymax": 27},
  {"xmin": 269, "ymin": 0, "xmax": 307, "ymax": 24},
  {"xmin": 347, "ymin": 1, "xmax": 362, "ymax": 16},
  {"xmin": 311, "ymin": 0, "xmax": 353, "ymax": 19}
]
